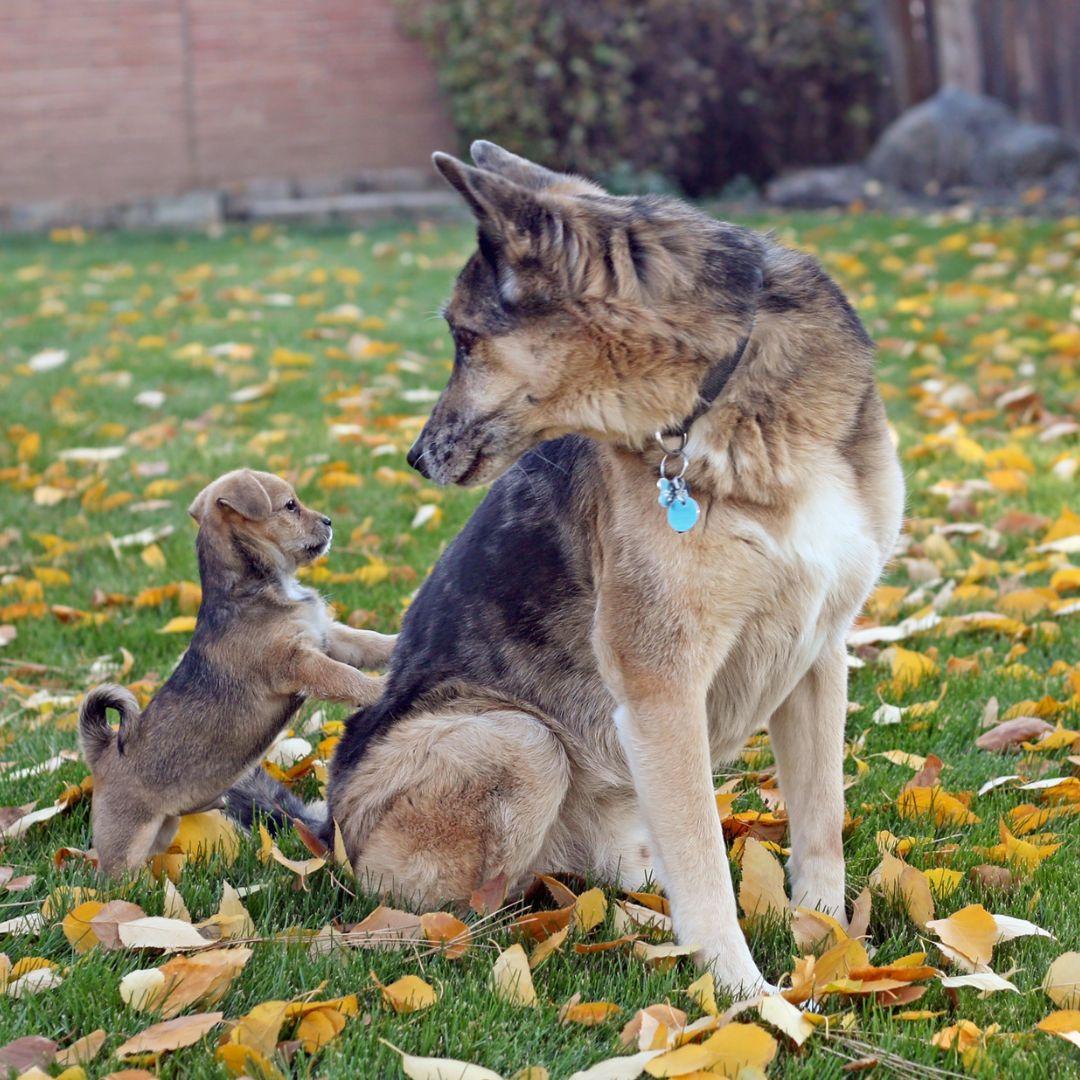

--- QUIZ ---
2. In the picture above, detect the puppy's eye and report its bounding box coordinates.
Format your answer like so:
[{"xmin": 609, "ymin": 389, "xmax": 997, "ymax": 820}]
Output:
[{"xmin": 284, "ymin": 499, "xmax": 299, "ymax": 513}]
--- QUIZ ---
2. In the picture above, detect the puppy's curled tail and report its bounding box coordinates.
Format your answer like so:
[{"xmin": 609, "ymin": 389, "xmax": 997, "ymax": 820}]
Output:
[
  {"xmin": 225, "ymin": 766, "xmax": 330, "ymax": 841},
  {"xmin": 78, "ymin": 683, "xmax": 139, "ymax": 765}
]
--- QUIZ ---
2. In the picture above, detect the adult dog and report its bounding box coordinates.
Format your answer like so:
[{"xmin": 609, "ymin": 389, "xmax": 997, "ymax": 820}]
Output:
[{"xmin": 320, "ymin": 143, "xmax": 903, "ymax": 993}]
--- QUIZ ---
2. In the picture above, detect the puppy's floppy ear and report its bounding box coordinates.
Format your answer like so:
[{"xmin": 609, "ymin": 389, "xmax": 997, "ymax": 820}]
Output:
[
  {"xmin": 188, "ymin": 487, "xmax": 211, "ymax": 524},
  {"xmin": 212, "ymin": 469, "xmax": 272, "ymax": 522}
]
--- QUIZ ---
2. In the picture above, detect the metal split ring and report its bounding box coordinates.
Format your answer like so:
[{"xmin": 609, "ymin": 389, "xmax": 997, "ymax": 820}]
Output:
[{"xmin": 656, "ymin": 430, "xmax": 690, "ymax": 481}]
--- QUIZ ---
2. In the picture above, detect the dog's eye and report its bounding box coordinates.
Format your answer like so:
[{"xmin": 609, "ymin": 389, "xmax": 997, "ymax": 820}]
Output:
[{"xmin": 284, "ymin": 499, "xmax": 299, "ymax": 512}]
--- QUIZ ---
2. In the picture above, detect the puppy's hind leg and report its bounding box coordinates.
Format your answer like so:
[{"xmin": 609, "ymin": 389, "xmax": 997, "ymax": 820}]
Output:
[{"xmin": 768, "ymin": 643, "xmax": 848, "ymax": 921}]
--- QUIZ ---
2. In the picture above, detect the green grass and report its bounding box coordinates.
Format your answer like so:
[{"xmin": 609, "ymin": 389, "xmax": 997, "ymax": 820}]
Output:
[{"xmin": 0, "ymin": 213, "xmax": 1077, "ymax": 1078}]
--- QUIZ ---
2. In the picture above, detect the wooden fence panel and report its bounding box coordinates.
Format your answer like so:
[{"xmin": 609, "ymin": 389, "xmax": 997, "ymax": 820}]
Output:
[{"xmin": 874, "ymin": 0, "xmax": 1080, "ymax": 135}]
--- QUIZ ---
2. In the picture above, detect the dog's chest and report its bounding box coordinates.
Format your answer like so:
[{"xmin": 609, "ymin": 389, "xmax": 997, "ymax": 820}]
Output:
[{"xmin": 283, "ymin": 578, "xmax": 331, "ymax": 647}]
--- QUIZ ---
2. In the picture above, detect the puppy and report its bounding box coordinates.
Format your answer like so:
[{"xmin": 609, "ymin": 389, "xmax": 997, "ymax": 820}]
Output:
[{"xmin": 79, "ymin": 468, "xmax": 396, "ymax": 877}]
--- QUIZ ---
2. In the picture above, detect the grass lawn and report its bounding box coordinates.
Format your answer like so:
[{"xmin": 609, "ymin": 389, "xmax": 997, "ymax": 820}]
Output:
[{"xmin": 0, "ymin": 212, "xmax": 1077, "ymax": 1079}]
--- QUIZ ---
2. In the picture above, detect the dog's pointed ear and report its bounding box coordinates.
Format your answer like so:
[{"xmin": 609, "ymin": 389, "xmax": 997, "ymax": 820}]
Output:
[
  {"xmin": 468, "ymin": 140, "xmax": 605, "ymax": 198},
  {"xmin": 468, "ymin": 141, "xmax": 560, "ymax": 192},
  {"xmin": 212, "ymin": 469, "xmax": 272, "ymax": 522},
  {"xmin": 432, "ymin": 151, "xmax": 541, "ymax": 230}
]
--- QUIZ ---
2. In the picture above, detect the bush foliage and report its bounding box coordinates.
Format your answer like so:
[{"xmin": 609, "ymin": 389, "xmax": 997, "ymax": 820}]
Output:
[{"xmin": 409, "ymin": 0, "xmax": 882, "ymax": 195}]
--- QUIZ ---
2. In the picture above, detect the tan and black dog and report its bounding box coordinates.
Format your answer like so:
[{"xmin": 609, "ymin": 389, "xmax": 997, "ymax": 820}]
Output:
[
  {"xmin": 244, "ymin": 143, "xmax": 904, "ymax": 994},
  {"xmin": 79, "ymin": 469, "xmax": 396, "ymax": 877}
]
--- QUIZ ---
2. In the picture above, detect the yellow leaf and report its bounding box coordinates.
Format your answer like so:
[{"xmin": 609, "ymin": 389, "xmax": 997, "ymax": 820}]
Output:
[
  {"xmin": 686, "ymin": 971, "xmax": 718, "ymax": 1017},
  {"xmin": 1043, "ymin": 953, "xmax": 1080, "ymax": 1010},
  {"xmin": 420, "ymin": 911, "xmax": 471, "ymax": 959},
  {"xmin": 986, "ymin": 468, "xmax": 1028, "ymax": 493},
  {"xmin": 173, "ymin": 811, "xmax": 240, "ymax": 864},
  {"xmin": 574, "ymin": 887, "xmax": 607, "ymax": 932},
  {"xmin": 376, "ymin": 973, "xmax": 437, "ymax": 1014},
  {"xmin": 561, "ymin": 1000, "xmax": 621, "ymax": 1026},
  {"xmin": 295, "ymin": 1005, "xmax": 347, "ymax": 1052},
  {"xmin": 869, "ymin": 852, "xmax": 935, "ymax": 930},
  {"xmin": 924, "ymin": 868, "xmax": 963, "ymax": 898},
  {"xmin": 159, "ymin": 615, "xmax": 196, "ymax": 635},
  {"xmin": 227, "ymin": 999, "xmax": 288, "ymax": 1058},
  {"xmin": 141, "ymin": 544, "xmax": 167, "ymax": 569},
  {"xmin": 1036, "ymin": 1010, "xmax": 1080, "ymax": 1047},
  {"xmin": 492, "ymin": 943, "xmax": 537, "ymax": 1007},
  {"xmin": 63, "ymin": 901, "xmax": 105, "ymax": 953},
  {"xmin": 216, "ymin": 1042, "xmax": 284, "ymax": 1080},
  {"xmin": 529, "ymin": 924, "xmax": 569, "ymax": 969},
  {"xmin": 883, "ymin": 646, "xmax": 939, "ymax": 694},
  {"xmin": 1000, "ymin": 819, "xmax": 1061, "ymax": 871},
  {"xmin": 738, "ymin": 836, "xmax": 788, "ymax": 919},
  {"xmin": 1042, "ymin": 508, "xmax": 1080, "ymax": 544},
  {"xmin": 646, "ymin": 1022, "xmax": 777, "ymax": 1078},
  {"xmin": 927, "ymin": 904, "xmax": 998, "ymax": 968},
  {"xmin": 897, "ymin": 786, "xmax": 979, "ymax": 827}
]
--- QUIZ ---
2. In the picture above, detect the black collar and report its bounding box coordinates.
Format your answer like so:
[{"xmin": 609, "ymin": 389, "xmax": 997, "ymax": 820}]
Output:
[{"xmin": 660, "ymin": 327, "xmax": 754, "ymax": 443}]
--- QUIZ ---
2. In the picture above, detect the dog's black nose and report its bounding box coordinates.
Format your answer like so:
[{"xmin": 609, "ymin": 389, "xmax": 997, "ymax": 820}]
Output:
[
  {"xmin": 406, "ymin": 440, "xmax": 430, "ymax": 478},
  {"xmin": 321, "ymin": 516, "xmax": 332, "ymax": 527}
]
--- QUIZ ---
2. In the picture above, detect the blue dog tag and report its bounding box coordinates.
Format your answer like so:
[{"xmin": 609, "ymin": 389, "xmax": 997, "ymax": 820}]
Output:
[{"xmin": 667, "ymin": 494, "xmax": 700, "ymax": 533}]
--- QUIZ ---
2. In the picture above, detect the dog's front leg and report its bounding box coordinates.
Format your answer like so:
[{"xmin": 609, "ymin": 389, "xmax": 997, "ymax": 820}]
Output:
[
  {"xmin": 289, "ymin": 650, "xmax": 386, "ymax": 707},
  {"xmin": 769, "ymin": 643, "xmax": 848, "ymax": 921},
  {"xmin": 595, "ymin": 605, "xmax": 768, "ymax": 994},
  {"xmin": 325, "ymin": 624, "xmax": 398, "ymax": 669}
]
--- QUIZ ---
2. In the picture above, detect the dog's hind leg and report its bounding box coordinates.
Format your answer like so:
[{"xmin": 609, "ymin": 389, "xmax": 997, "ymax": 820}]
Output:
[
  {"xmin": 768, "ymin": 643, "xmax": 848, "ymax": 921},
  {"xmin": 331, "ymin": 704, "xmax": 569, "ymax": 910}
]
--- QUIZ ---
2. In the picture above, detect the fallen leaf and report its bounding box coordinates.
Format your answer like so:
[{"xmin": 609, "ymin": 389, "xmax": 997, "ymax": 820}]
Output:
[
  {"xmin": 492, "ymin": 943, "xmax": 537, "ymax": 1007},
  {"xmin": 383, "ymin": 1040, "xmax": 504, "ymax": 1080},
  {"xmin": 645, "ymin": 1022, "xmax": 777, "ymax": 1077},
  {"xmin": 561, "ymin": 1000, "xmax": 621, "ymax": 1026},
  {"xmin": 226, "ymin": 999, "xmax": 288, "ymax": 1058},
  {"xmin": 567, "ymin": 1050, "xmax": 663, "ymax": 1080},
  {"xmin": 758, "ymin": 993, "xmax": 814, "ymax": 1046},
  {"xmin": 55, "ymin": 1030, "xmax": 106, "ymax": 1067},
  {"xmin": 420, "ymin": 911, "xmax": 471, "ymax": 959},
  {"xmin": 375, "ymin": 973, "xmax": 438, "ymax": 1014},
  {"xmin": 738, "ymin": 836, "xmax": 788, "ymax": 919},
  {"xmin": 62, "ymin": 901, "xmax": 105, "ymax": 953},
  {"xmin": 976, "ymin": 717, "xmax": 1054, "ymax": 751},
  {"xmin": 927, "ymin": 904, "xmax": 998, "ymax": 968},
  {"xmin": 1043, "ymin": 952, "xmax": 1080, "ymax": 1008},
  {"xmin": 115, "ymin": 1013, "xmax": 223, "ymax": 1058},
  {"xmin": 1036, "ymin": 1010, "xmax": 1080, "ymax": 1048},
  {"xmin": 117, "ymin": 916, "xmax": 213, "ymax": 952},
  {"xmin": 940, "ymin": 970, "xmax": 1019, "ymax": 995},
  {"xmin": 574, "ymin": 888, "xmax": 608, "ymax": 932}
]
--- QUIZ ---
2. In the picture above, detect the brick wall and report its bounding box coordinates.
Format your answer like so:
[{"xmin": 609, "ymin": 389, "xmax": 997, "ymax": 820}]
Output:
[{"xmin": 0, "ymin": 0, "xmax": 454, "ymax": 207}]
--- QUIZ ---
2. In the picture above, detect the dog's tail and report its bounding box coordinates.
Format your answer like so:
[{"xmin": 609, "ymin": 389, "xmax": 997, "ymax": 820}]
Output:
[
  {"xmin": 78, "ymin": 683, "xmax": 139, "ymax": 766},
  {"xmin": 224, "ymin": 766, "xmax": 330, "ymax": 840}
]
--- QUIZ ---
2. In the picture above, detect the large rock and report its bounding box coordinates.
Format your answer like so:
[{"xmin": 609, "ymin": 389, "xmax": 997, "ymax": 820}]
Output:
[
  {"xmin": 867, "ymin": 87, "xmax": 1077, "ymax": 193},
  {"xmin": 765, "ymin": 165, "xmax": 877, "ymax": 209}
]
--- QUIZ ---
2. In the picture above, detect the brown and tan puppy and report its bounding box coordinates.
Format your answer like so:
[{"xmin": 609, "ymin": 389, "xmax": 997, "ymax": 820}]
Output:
[{"xmin": 79, "ymin": 469, "xmax": 396, "ymax": 877}]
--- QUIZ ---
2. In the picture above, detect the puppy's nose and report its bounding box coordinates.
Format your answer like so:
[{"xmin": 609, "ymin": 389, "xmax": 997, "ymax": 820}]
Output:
[
  {"xmin": 406, "ymin": 440, "xmax": 430, "ymax": 478},
  {"xmin": 321, "ymin": 516, "xmax": 332, "ymax": 528}
]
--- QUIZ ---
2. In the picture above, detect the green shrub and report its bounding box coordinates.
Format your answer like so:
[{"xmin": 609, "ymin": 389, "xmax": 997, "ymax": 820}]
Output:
[{"xmin": 407, "ymin": 0, "xmax": 882, "ymax": 195}]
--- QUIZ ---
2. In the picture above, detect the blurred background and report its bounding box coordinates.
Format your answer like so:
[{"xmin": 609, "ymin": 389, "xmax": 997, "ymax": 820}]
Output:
[{"xmin": 1, "ymin": 0, "xmax": 1077, "ymax": 230}]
